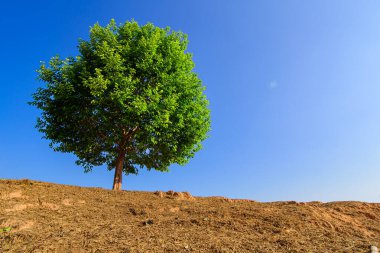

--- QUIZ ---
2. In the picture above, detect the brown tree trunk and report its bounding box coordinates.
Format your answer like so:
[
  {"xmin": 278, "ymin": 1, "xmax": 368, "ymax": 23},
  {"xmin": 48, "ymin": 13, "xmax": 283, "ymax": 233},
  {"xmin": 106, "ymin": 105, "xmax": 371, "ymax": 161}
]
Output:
[
  {"xmin": 112, "ymin": 126, "xmax": 139, "ymax": 191},
  {"xmin": 112, "ymin": 151, "xmax": 125, "ymax": 190}
]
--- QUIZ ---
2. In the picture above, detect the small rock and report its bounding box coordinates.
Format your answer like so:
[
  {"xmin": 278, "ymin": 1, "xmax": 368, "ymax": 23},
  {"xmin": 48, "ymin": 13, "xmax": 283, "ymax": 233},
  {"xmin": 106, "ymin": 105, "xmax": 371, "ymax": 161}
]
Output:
[
  {"xmin": 154, "ymin": 191, "xmax": 164, "ymax": 198},
  {"xmin": 166, "ymin": 190, "xmax": 175, "ymax": 196},
  {"xmin": 370, "ymin": 245, "xmax": 379, "ymax": 253}
]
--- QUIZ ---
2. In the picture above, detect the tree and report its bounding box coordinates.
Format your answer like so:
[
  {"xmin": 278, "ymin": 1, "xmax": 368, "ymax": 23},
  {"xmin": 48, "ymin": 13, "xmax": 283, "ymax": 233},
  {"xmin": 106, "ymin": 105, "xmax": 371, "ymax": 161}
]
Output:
[{"xmin": 30, "ymin": 20, "xmax": 210, "ymax": 190}]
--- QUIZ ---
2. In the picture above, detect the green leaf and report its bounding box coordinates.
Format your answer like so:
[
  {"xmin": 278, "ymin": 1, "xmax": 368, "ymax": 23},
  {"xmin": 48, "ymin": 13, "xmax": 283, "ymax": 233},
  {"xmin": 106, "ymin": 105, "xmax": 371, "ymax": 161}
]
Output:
[{"xmin": 1, "ymin": 226, "xmax": 12, "ymax": 232}]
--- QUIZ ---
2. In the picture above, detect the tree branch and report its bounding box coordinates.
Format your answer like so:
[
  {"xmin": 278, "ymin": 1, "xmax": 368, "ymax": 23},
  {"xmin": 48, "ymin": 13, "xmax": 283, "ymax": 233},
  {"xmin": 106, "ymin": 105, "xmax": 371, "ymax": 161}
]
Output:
[{"xmin": 119, "ymin": 126, "xmax": 139, "ymax": 152}]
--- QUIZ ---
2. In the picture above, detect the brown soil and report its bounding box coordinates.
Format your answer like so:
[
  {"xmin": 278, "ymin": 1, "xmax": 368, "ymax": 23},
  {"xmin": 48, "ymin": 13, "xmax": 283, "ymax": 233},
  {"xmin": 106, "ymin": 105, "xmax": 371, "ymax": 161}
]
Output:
[{"xmin": 0, "ymin": 179, "xmax": 379, "ymax": 252}]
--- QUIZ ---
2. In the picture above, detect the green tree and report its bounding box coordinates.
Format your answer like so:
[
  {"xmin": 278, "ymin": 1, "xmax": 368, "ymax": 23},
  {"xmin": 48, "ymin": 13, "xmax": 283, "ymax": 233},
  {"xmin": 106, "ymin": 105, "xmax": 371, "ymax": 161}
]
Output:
[{"xmin": 30, "ymin": 20, "xmax": 210, "ymax": 190}]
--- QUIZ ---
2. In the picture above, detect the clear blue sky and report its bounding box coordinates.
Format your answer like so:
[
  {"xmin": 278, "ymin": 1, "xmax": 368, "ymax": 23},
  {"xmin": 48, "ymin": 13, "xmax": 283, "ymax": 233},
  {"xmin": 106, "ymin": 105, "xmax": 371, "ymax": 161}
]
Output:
[{"xmin": 1, "ymin": 0, "xmax": 380, "ymax": 202}]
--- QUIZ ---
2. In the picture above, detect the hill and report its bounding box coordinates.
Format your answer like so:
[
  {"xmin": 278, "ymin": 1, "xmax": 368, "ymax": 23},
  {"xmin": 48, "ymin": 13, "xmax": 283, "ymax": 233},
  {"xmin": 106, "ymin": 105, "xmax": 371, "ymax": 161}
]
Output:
[{"xmin": 0, "ymin": 179, "xmax": 379, "ymax": 252}]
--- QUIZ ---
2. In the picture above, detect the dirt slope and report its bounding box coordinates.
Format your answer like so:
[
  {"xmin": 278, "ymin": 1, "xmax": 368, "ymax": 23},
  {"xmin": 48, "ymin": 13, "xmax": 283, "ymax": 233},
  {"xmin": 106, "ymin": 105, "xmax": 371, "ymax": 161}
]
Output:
[{"xmin": 0, "ymin": 179, "xmax": 379, "ymax": 252}]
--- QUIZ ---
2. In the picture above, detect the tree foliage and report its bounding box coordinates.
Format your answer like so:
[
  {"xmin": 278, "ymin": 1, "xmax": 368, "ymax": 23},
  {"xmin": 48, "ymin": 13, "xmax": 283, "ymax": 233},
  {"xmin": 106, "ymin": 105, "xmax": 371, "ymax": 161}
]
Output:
[{"xmin": 30, "ymin": 20, "xmax": 210, "ymax": 180}]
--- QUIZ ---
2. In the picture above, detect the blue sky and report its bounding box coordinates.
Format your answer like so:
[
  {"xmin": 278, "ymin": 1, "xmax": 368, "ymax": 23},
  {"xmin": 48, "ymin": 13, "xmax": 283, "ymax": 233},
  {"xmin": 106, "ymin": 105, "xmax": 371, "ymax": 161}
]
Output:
[{"xmin": 1, "ymin": 0, "xmax": 380, "ymax": 202}]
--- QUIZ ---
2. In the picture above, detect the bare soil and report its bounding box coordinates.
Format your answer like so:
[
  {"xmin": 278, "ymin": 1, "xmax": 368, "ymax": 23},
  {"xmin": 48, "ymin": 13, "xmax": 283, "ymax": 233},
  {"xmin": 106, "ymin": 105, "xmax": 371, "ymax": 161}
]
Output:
[{"xmin": 0, "ymin": 179, "xmax": 379, "ymax": 252}]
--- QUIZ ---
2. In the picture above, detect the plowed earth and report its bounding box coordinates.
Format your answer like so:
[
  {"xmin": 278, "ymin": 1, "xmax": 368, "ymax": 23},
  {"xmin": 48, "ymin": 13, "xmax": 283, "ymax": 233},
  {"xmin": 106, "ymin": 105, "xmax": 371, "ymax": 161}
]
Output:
[{"xmin": 0, "ymin": 179, "xmax": 379, "ymax": 252}]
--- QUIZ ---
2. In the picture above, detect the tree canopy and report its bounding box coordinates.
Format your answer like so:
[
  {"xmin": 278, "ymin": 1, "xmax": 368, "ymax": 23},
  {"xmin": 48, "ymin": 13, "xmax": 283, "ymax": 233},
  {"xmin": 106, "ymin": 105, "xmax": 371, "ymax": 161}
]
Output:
[{"xmin": 30, "ymin": 20, "xmax": 210, "ymax": 190}]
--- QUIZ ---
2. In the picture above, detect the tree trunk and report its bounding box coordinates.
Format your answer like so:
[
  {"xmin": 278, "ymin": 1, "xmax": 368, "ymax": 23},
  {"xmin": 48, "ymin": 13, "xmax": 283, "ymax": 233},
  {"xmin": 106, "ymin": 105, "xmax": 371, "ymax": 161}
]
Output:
[
  {"xmin": 112, "ymin": 151, "xmax": 125, "ymax": 190},
  {"xmin": 112, "ymin": 127, "xmax": 139, "ymax": 191}
]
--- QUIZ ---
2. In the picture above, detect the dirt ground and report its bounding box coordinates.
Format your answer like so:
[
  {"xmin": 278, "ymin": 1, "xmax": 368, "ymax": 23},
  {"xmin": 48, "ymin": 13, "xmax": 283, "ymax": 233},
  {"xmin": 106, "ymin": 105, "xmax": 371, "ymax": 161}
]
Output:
[{"xmin": 0, "ymin": 179, "xmax": 379, "ymax": 252}]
